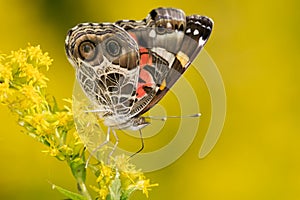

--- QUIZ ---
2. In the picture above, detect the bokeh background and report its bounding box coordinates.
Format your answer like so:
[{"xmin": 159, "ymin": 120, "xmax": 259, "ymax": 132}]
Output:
[{"xmin": 1, "ymin": 0, "xmax": 300, "ymax": 199}]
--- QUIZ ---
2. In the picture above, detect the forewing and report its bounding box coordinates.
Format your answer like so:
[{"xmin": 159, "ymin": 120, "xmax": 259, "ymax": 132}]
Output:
[
  {"xmin": 121, "ymin": 8, "xmax": 213, "ymax": 116},
  {"xmin": 140, "ymin": 14, "xmax": 213, "ymax": 115}
]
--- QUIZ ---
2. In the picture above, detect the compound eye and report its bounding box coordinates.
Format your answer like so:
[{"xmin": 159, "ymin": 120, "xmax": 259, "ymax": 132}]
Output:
[
  {"xmin": 78, "ymin": 41, "xmax": 96, "ymax": 61},
  {"xmin": 106, "ymin": 39, "xmax": 121, "ymax": 57}
]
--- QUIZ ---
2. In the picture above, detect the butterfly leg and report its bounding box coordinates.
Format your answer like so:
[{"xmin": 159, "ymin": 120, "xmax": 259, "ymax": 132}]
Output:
[
  {"xmin": 108, "ymin": 129, "xmax": 119, "ymax": 159},
  {"xmin": 85, "ymin": 127, "xmax": 111, "ymax": 168}
]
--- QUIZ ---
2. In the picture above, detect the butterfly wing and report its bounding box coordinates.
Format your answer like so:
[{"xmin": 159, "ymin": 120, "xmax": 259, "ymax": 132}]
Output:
[{"xmin": 117, "ymin": 8, "xmax": 213, "ymax": 117}]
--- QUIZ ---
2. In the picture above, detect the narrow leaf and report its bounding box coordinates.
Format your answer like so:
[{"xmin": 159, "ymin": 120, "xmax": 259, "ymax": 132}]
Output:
[{"xmin": 52, "ymin": 184, "xmax": 88, "ymax": 200}]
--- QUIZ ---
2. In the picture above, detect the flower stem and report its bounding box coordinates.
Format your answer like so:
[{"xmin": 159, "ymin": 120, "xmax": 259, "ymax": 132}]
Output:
[{"xmin": 77, "ymin": 178, "xmax": 92, "ymax": 200}]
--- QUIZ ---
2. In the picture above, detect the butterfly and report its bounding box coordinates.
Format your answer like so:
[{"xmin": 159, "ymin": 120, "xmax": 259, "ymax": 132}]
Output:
[{"xmin": 65, "ymin": 7, "xmax": 213, "ymax": 157}]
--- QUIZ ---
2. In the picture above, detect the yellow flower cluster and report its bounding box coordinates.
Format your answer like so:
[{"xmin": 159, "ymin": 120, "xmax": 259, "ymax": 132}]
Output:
[
  {"xmin": 0, "ymin": 44, "xmax": 157, "ymax": 200},
  {"xmin": 91, "ymin": 155, "xmax": 158, "ymax": 199},
  {"xmin": 0, "ymin": 44, "xmax": 80, "ymax": 160},
  {"xmin": 0, "ymin": 44, "xmax": 50, "ymax": 106}
]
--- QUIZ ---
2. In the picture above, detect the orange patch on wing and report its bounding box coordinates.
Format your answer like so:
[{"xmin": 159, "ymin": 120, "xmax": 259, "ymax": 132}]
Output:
[
  {"xmin": 136, "ymin": 47, "xmax": 155, "ymax": 98},
  {"xmin": 137, "ymin": 67, "xmax": 155, "ymax": 99},
  {"xmin": 139, "ymin": 47, "xmax": 152, "ymax": 66}
]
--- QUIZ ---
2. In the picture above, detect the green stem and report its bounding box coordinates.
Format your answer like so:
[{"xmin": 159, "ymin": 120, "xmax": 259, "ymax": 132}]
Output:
[
  {"xmin": 69, "ymin": 156, "xmax": 91, "ymax": 199},
  {"xmin": 77, "ymin": 178, "xmax": 92, "ymax": 200}
]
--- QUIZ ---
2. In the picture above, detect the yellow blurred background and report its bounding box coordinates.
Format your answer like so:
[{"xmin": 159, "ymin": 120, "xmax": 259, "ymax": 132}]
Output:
[{"xmin": 1, "ymin": 0, "xmax": 300, "ymax": 199}]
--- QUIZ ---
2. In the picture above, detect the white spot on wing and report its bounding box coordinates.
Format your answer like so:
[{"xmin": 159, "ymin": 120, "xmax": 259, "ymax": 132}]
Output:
[
  {"xmin": 149, "ymin": 29, "xmax": 156, "ymax": 38},
  {"xmin": 198, "ymin": 37, "xmax": 206, "ymax": 47},
  {"xmin": 193, "ymin": 29, "xmax": 200, "ymax": 36}
]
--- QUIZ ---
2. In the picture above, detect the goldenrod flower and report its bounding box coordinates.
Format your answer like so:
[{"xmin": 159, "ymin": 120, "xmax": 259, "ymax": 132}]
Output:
[
  {"xmin": 0, "ymin": 63, "xmax": 12, "ymax": 81},
  {"xmin": 90, "ymin": 155, "xmax": 158, "ymax": 199},
  {"xmin": 135, "ymin": 175, "xmax": 159, "ymax": 198},
  {"xmin": 0, "ymin": 80, "xmax": 12, "ymax": 103}
]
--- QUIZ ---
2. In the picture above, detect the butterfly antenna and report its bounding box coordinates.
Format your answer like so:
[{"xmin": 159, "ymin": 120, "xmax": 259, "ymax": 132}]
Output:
[
  {"xmin": 129, "ymin": 129, "xmax": 144, "ymax": 158},
  {"xmin": 145, "ymin": 113, "xmax": 201, "ymax": 121}
]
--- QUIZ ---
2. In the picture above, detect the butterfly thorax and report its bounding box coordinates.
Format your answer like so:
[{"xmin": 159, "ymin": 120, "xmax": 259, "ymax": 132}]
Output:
[{"xmin": 103, "ymin": 115, "xmax": 149, "ymax": 130}]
